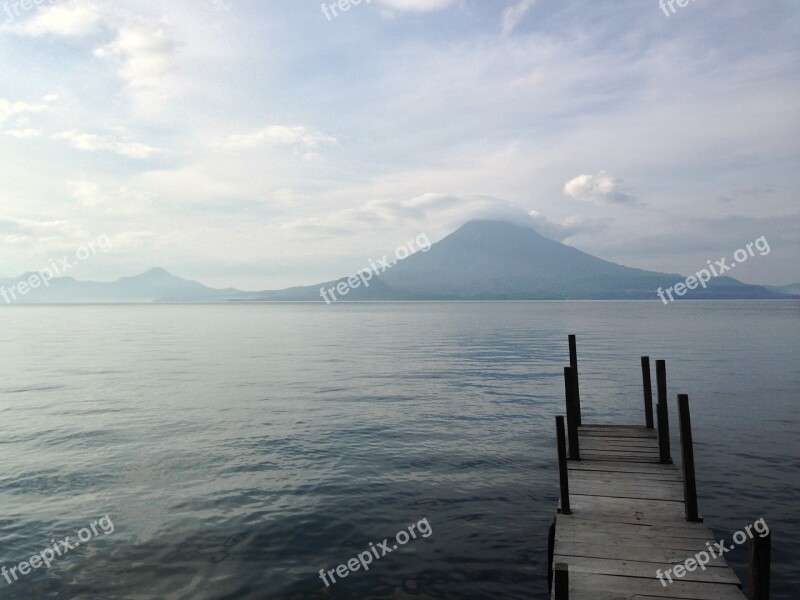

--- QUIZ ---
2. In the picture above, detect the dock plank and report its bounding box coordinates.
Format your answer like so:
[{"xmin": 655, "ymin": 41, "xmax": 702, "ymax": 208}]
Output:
[{"xmin": 552, "ymin": 572, "xmax": 747, "ymax": 600}]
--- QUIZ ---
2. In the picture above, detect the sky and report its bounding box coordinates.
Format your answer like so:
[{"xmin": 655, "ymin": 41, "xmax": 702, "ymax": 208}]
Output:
[{"xmin": 0, "ymin": 0, "xmax": 798, "ymax": 290}]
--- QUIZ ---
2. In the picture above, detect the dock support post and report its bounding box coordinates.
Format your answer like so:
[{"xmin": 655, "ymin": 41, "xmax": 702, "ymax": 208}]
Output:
[
  {"xmin": 568, "ymin": 335, "xmax": 582, "ymax": 426},
  {"xmin": 554, "ymin": 563, "xmax": 569, "ymax": 600},
  {"xmin": 656, "ymin": 360, "xmax": 672, "ymax": 464},
  {"xmin": 677, "ymin": 394, "xmax": 701, "ymax": 522},
  {"xmin": 547, "ymin": 519, "xmax": 556, "ymax": 591},
  {"xmin": 641, "ymin": 356, "xmax": 654, "ymax": 429},
  {"xmin": 556, "ymin": 416, "xmax": 571, "ymax": 514},
  {"xmin": 749, "ymin": 529, "xmax": 771, "ymax": 600},
  {"xmin": 564, "ymin": 367, "xmax": 580, "ymax": 461}
]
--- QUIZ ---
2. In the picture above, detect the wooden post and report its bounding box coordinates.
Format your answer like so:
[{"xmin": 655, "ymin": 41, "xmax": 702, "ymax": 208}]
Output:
[
  {"xmin": 547, "ymin": 519, "xmax": 556, "ymax": 591},
  {"xmin": 568, "ymin": 335, "xmax": 582, "ymax": 426},
  {"xmin": 677, "ymin": 394, "xmax": 701, "ymax": 522},
  {"xmin": 641, "ymin": 356, "xmax": 654, "ymax": 429},
  {"xmin": 749, "ymin": 530, "xmax": 771, "ymax": 600},
  {"xmin": 656, "ymin": 359, "xmax": 667, "ymax": 406},
  {"xmin": 656, "ymin": 360, "xmax": 672, "ymax": 464},
  {"xmin": 554, "ymin": 563, "xmax": 569, "ymax": 600},
  {"xmin": 556, "ymin": 416, "xmax": 571, "ymax": 514},
  {"xmin": 564, "ymin": 367, "xmax": 580, "ymax": 461}
]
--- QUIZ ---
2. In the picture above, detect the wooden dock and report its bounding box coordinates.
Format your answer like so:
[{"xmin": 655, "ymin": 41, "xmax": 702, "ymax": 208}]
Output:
[{"xmin": 548, "ymin": 336, "xmax": 770, "ymax": 600}]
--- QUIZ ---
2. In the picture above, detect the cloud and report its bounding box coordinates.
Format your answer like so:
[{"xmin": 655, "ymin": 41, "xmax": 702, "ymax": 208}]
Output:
[
  {"xmin": 67, "ymin": 179, "xmax": 155, "ymax": 214},
  {"xmin": 375, "ymin": 0, "xmax": 458, "ymax": 12},
  {"xmin": 0, "ymin": 98, "xmax": 47, "ymax": 126},
  {"xmin": 280, "ymin": 192, "xmax": 582, "ymax": 241},
  {"xmin": 3, "ymin": 1, "xmax": 103, "ymax": 37},
  {"xmin": 218, "ymin": 125, "xmax": 337, "ymax": 159},
  {"xmin": 93, "ymin": 24, "xmax": 173, "ymax": 93},
  {"xmin": 564, "ymin": 171, "xmax": 636, "ymax": 206},
  {"xmin": 54, "ymin": 130, "xmax": 162, "ymax": 159},
  {"xmin": 0, "ymin": 217, "xmax": 81, "ymax": 247},
  {"xmin": 501, "ymin": 0, "xmax": 535, "ymax": 36},
  {"xmin": 4, "ymin": 128, "xmax": 42, "ymax": 138},
  {"xmin": 210, "ymin": 0, "xmax": 233, "ymax": 11},
  {"xmin": 4, "ymin": 1, "xmax": 174, "ymax": 103},
  {"xmin": 717, "ymin": 185, "xmax": 776, "ymax": 204}
]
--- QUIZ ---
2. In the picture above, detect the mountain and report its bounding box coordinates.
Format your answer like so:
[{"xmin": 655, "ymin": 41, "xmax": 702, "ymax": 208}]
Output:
[
  {"xmin": 0, "ymin": 268, "xmax": 242, "ymax": 304},
  {"xmin": 767, "ymin": 283, "xmax": 800, "ymax": 296},
  {"xmin": 373, "ymin": 220, "xmax": 786, "ymax": 300},
  {"xmin": 0, "ymin": 221, "xmax": 792, "ymax": 303},
  {"xmin": 179, "ymin": 221, "xmax": 795, "ymax": 301}
]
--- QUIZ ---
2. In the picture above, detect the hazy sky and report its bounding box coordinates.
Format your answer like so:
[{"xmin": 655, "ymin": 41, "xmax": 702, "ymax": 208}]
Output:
[{"xmin": 1, "ymin": 0, "xmax": 798, "ymax": 289}]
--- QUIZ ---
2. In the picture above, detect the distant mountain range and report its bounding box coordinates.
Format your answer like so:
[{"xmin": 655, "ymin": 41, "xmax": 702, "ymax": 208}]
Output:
[
  {"xmin": 767, "ymin": 283, "xmax": 800, "ymax": 296},
  {"xmin": 0, "ymin": 267, "xmax": 240, "ymax": 304},
  {"xmin": 1, "ymin": 220, "xmax": 796, "ymax": 303}
]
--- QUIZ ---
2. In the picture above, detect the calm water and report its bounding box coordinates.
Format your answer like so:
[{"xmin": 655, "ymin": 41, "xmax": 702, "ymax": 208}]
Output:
[{"xmin": 0, "ymin": 302, "xmax": 798, "ymax": 599}]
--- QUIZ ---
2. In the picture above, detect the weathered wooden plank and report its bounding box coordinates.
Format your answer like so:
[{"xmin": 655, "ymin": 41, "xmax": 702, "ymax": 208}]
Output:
[
  {"xmin": 568, "ymin": 488, "xmax": 684, "ymax": 502},
  {"xmin": 578, "ymin": 433, "xmax": 658, "ymax": 441},
  {"xmin": 550, "ymin": 572, "xmax": 747, "ymax": 600},
  {"xmin": 553, "ymin": 555, "xmax": 741, "ymax": 584},
  {"xmin": 554, "ymin": 531, "xmax": 724, "ymax": 556},
  {"xmin": 578, "ymin": 441, "xmax": 660, "ymax": 451},
  {"xmin": 579, "ymin": 429, "xmax": 655, "ymax": 435},
  {"xmin": 579, "ymin": 451, "xmax": 661, "ymax": 463},
  {"xmin": 579, "ymin": 439, "xmax": 658, "ymax": 447},
  {"xmin": 569, "ymin": 483, "xmax": 684, "ymax": 502},
  {"xmin": 565, "ymin": 495, "xmax": 690, "ymax": 525},
  {"xmin": 569, "ymin": 476, "xmax": 682, "ymax": 491},
  {"xmin": 556, "ymin": 515, "xmax": 712, "ymax": 539},
  {"xmin": 570, "ymin": 471, "xmax": 682, "ymax": 484},
  {"xmin": 578, "ymin": 442, "xmax": 660, "ymax": 451},
  {"xmin": 569, "ymin": 472, "xmax": 684, "ymax": 486},
  {"xmin": 570, "ymin": 473, "xmax": 684, "ymax": 486},
  {"xmin": 555, "ymin": 542, "xmax": 729, "ymax": 568},
  {"xmin": 577, "ymin": 449, "xmax": 661, "ymax": 458},
  {"xmin": 580, "ymin": 424, "xmax": 649, "ymax": 429},
  {"xmin": 579, "ymin": 427, "xmax": 656, "ymax": 433},
  {"xmin": 568, "ymin": 460, "xmax": 683, "ymax": 476}
]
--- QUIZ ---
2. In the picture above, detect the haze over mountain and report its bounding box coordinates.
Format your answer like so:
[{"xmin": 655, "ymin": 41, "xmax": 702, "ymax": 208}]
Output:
[
  {"xmin": 768, "ymin": 283, "xmax": 800, "ymax": 296},
  {"xmin": 0, "ymin": 268, "xmax": 240, "ymax": 304},
  {"xmin": 1, "ymin": 221, "xmax": 793, "ymax": 304}
]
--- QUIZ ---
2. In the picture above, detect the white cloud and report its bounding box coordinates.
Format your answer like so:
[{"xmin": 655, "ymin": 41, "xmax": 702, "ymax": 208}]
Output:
[
  {"xmin": 6, "ymin": 1, "xmax": 103, "ymax": 37},
  {"xmin": 0, "ymin": 99, "xmax": 46, "ymax": 126},
  {"xmin": 564, "ymin": 171, "xmax": 636, "ymax": 206},
  {"xmin": 67, "ymin": 179, "xmax": 155, "ymax": 213},
  {"xmin": 282, "ymin": 192, "xmax": 564, "ymax": 238},
  {"xmin": 4, "ymin": 1, "xmax": 174, "ymax": 105},
  {"xmin": 218, "ymin": 125, "xmax": 337, "ymax": 158},
  {"xmin": 501, "ymin": 0, "xmax": 535, "ymax": 36},
  {"xmin": 93, "ymin": 24, "xmax": 173, "ymax": 93},
  {"xmin": 375, "ymin": 0, "xmax": 458, "ymax": 12},
  {"xmin": 0, "ymin": 216, "xmax": 82, "ymax": 247},
  {"xmin": 54, "ymin": 130, "xmax": 162, "ymax": 159},
  {"xmin": 4, "ymin": 128, "xmax": 42, "ymax": 138}
]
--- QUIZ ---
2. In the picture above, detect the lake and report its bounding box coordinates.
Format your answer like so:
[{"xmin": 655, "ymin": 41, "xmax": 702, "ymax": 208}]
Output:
[{"xmin": 0, "ymin": 301, "xmax": 797, "ymax": 599}]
